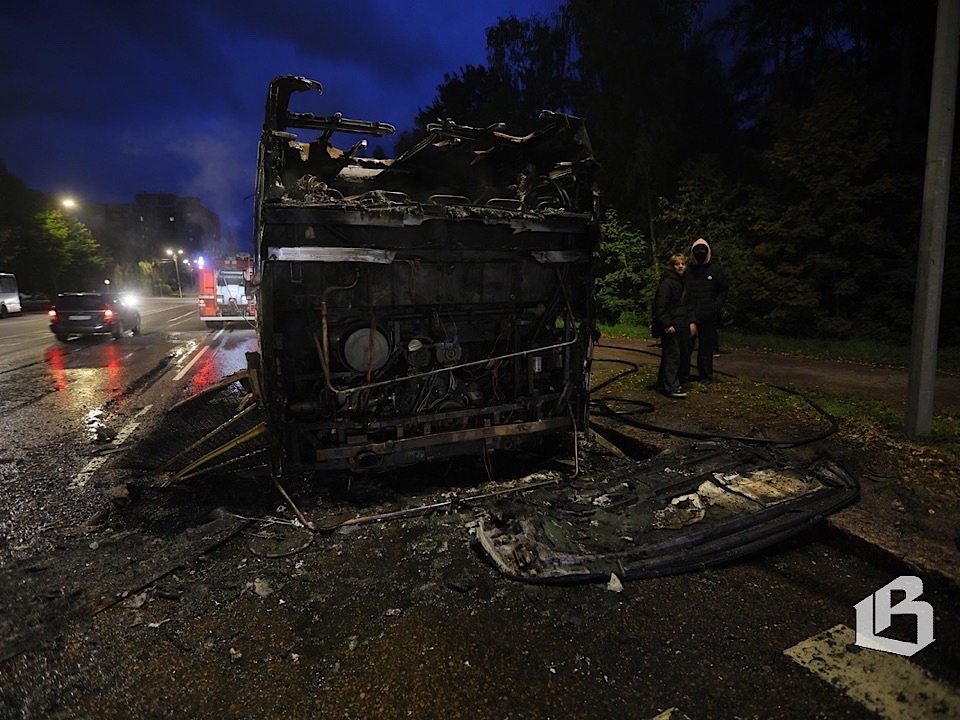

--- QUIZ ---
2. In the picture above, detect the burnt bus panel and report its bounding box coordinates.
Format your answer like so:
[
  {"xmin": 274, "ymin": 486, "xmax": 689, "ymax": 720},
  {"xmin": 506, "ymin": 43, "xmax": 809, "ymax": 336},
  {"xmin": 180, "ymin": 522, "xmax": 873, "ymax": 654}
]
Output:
[{"xmin": 253, "ymin": 76, "xmax": 598, "ymax": 474}]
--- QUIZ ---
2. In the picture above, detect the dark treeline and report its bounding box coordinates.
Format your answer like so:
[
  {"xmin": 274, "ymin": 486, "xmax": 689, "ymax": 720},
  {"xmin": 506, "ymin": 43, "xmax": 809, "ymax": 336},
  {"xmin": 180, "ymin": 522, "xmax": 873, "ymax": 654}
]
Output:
[
  {"xmin": 0, "ymin": 164, "xmax": 183, "ymax": 297},
  {"xmin": 0, "ymin": 162, "xmax": 110, "ymax": 297},
  {"xmin": 401, "ymin": 0, "xmax": 956, "ymax": 344}
]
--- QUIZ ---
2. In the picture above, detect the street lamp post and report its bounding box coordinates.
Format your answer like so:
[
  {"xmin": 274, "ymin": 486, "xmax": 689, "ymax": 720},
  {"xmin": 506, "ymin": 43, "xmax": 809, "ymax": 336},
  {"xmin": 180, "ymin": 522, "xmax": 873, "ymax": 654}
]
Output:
[{"xmin": 166, "ymin": 249, "xmax": 183, "ymax": 298}]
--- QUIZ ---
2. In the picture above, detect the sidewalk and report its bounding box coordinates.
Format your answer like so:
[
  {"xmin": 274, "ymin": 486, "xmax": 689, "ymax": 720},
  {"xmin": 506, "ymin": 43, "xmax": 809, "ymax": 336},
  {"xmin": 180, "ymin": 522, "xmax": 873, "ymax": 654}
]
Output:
[{"xmin": 593, "ymin": 338, "xmax": 960, "ymax": 594}]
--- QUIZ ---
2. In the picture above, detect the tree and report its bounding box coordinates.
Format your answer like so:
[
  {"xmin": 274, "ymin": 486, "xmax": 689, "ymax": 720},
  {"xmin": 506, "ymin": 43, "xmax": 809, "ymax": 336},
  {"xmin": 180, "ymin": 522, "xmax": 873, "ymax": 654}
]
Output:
[
  {"xmin": 411, "ymin": 64, "xmax": 510, "ymax": 131},
  {"xmin": 567, "ymin": 0, "xmax": 737, "ymax": 242},
  {"xmin": 0, "ymin": 162, "xmax": 45, "ymax": 269},
  {"xmin": 398, "ymin": 12, "xmax": 578, "ymax": 155},
  {"xmin": 15, "ymin": 209, "xmax": 109, "ymax": 295},
  {"xmin": 484, "ymin": 12, "xmax": 578, "ymax": 122},
  {"xmin": 596, "ymin": 209, "xmax": 657, "ymax": 323},
  {"xmin": 716, "ymin": 0, "xmax": 936, "ymax": 143},
  {"xmin": 711, "ymin": 0, "xmax": 942, "ymax": 339},
  {"xmin": 656, "ymin": 155, "xmax": 752, "ymax": 317},
  {"xmin": 0, "ymin": 165, "xmax": 112, "ymax": 293}
]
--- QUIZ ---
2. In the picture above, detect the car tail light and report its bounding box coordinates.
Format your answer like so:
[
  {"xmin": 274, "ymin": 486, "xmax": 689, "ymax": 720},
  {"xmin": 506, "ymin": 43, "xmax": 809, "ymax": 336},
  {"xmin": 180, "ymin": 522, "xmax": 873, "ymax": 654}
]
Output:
[
  {"xmin": 104, "ymin": 308, "xmax": 114, "ymax": 321},
  {"xmin": 48, "ymin": 309, "xmax": 57, "ymax": 321}
]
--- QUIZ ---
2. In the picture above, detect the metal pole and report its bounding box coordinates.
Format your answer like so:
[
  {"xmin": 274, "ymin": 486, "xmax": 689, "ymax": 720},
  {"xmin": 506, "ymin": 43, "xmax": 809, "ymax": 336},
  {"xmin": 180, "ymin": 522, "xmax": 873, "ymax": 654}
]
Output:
[
  {"xmin": 906, "ymin": 0, "xmax": 959, "ymax": 438},
  {"xmin": 174, "ymin": 259, "xmax": 182, "ymax": 298}
]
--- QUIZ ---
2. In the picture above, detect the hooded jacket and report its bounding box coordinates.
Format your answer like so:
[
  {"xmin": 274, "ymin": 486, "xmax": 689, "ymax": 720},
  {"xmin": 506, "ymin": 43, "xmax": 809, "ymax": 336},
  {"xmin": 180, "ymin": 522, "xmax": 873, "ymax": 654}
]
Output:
[
  {"xmin": 686, "ymin": 238, "xmax": 729, "ymax": 323},
  {"xmin": 654, "ymin": 266, "xmax": 689, "ymax": 330}
]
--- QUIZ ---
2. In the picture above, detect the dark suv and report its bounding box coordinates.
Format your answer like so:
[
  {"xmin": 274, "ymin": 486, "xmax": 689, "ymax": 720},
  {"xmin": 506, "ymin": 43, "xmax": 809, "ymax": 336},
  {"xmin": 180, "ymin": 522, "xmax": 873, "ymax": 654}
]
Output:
[{"xmin": 48, "ymin": 292, "xmax": 142, "ymax": 341}]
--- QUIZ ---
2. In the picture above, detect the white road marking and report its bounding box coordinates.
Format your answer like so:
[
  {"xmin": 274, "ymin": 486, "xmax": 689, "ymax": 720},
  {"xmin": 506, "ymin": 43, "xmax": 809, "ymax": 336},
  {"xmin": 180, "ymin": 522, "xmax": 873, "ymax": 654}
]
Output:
[
  {"xmin": 170, "ymin": 327, "xmax": 222, "ymax": 380},
  {"xmin": 69, "ymin": 455, "xmax": 109, "ymax": 491},
  {"xmin": 167, "ymin": 310, "xmax": 200, "ymax": 326},
  {"xmin": 173, "ymin": 345, "xmax": 208, "ymax": 381},
  {"xmin": 70, "ymin": 405, "xmax": 153, "ymax": 489},
  {"xmin": 646, "ymin": 709, "xmax": 691, "ymax": 720},
  {"xmin": 784, "ymin": 623, "xmax": 960, "ymax": 720}
]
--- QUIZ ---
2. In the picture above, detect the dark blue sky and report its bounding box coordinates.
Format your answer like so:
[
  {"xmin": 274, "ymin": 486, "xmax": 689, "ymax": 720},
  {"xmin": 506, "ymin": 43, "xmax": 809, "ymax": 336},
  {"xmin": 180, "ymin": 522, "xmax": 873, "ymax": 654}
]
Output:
[{"xmin": 1, "ymin": 0, "xmax": 570, "ymax": 246}]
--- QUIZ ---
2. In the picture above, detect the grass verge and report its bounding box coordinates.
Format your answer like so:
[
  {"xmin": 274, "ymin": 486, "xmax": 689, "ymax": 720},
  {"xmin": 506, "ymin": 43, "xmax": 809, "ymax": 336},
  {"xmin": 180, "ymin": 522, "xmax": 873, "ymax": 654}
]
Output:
[
  {"xmin": 591, "ymin": 341, "xmax": 960, "ymax": 506},
  {"xmin": 599, "ymin": 322, "xmax": 960, "ymax": 374}
]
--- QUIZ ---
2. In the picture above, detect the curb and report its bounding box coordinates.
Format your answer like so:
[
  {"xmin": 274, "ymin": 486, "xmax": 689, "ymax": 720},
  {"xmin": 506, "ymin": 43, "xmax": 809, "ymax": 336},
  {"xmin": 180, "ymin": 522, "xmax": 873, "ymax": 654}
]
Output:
[{"xmin": 817, "ymin": 516, "xmax": 960, "ymax": 599}]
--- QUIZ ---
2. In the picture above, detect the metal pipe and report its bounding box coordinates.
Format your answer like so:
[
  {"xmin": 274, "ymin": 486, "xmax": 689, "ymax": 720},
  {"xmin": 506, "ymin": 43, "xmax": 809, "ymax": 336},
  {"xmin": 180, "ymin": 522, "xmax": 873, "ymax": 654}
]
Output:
[{"xmin": 318, "ymin": 269, "xmax": 360, "ymax": 393}]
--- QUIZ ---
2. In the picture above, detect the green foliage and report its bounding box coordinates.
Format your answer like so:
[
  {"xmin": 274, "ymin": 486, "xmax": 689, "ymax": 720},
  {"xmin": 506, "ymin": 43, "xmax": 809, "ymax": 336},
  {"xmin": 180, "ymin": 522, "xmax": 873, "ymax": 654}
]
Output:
[
  {"xmin": 108, "ymin": 261, "xmax": 153, "ymax": 293},
  {"xmin": 135, "ymin": 259, "xmax": 166, "ymax": 294},
  {"xmin": 0, "ymin": 163, "xmax": 112, "ymax": 293},
  {"xmin": 405, "ymin": 1, "xmax": 950, "ymax": 342},
  {"xmin": 39, "ymin": 209, "xmax": 110, "ymax": 291},
  {"xmin": 0, "ymin": 162, "xmax": 45, "ymax": 269},
  {"xmin": 8, "ymin": 208, "xmax": 109, "ymax": 294},
  {"xmin": 655, "ymin": 156, "xmax": 753, "ymax": 309},
  {"xmin": 596, "ymin": 209, "xmax": 658, "ymax": 323},
  {"xmin": 742, "ymin": 80, "xmax": 915, "ymax": 338}
]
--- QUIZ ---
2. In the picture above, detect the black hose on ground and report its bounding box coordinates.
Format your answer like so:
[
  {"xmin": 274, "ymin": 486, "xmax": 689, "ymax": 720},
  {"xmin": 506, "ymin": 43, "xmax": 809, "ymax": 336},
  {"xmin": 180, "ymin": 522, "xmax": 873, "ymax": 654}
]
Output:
[{"xmin": 590, "ymin": 343, "xmax": 840, "ymax": 448}]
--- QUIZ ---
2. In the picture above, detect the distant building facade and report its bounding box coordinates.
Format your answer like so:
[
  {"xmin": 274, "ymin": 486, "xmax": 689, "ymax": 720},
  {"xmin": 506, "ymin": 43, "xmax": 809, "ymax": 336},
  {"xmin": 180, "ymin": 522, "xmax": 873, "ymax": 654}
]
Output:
[{"xmin": 82, "ymin": 193, "xmax": 221, "ymax": 265}]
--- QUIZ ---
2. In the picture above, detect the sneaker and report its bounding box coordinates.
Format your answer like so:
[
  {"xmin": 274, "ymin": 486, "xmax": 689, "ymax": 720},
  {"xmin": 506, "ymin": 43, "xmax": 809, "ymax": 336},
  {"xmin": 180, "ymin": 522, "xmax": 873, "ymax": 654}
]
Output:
[{"xmin": 666, "ymin": 389, "xmax": 687, "ymax": 399}]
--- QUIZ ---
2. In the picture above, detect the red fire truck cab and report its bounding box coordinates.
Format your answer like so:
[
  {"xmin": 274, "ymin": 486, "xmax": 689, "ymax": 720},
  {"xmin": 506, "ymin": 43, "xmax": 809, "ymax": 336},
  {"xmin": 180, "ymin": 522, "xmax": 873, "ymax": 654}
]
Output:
[{"xmin": 197, "ymin": 253, "xmax": 256, "ymax": 325}]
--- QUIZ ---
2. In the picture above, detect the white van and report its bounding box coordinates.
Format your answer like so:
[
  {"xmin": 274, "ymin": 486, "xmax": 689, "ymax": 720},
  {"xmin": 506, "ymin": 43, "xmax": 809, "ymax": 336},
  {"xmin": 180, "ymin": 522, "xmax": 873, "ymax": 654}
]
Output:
[{"xmin": 0, "ymin": 273, "xmax": 22, "ymax": 318}]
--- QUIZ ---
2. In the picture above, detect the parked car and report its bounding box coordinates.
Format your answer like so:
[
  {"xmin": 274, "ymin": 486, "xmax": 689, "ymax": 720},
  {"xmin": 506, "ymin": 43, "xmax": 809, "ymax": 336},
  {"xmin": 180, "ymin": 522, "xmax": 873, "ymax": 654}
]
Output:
[
  {"xmin": 18, "ymin": 292, "xmax": 52, "ymax": 312},
  {"xmin": 0, "ymin": 272, "xmax": 21, "ymax": 318},
  {"xmin": 48, "ymin": 292, "xmax": 141, "ymax": 341}
]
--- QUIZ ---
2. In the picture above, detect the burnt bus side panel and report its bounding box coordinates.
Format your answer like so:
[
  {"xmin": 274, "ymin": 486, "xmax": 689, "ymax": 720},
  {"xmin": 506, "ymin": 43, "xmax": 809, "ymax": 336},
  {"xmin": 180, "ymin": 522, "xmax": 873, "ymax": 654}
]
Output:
[
  {"xmin": 256, "ymin": 221, "xmax": 595, "ymax": 472},
  {"xmin": 253, "ymin": 78, "xmax": 598, "ymax": 473}
]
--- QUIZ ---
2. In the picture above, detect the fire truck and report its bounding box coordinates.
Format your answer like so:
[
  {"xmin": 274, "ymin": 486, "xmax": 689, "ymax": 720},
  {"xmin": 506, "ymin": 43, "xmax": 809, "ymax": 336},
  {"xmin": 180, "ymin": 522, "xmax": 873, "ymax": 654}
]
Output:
[{"xmin": 197, "ymin": 253, "xmax": 256, "ymax": 325}]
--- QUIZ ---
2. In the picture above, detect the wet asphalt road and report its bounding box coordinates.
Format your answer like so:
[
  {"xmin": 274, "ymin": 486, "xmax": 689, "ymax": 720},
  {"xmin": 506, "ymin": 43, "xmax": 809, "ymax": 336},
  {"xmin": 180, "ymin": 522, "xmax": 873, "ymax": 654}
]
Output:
[
  {"xmin": 0, "ymin": 298, "xmax": 256, "ymax": 556},
  {"xmin": 0, "ymin": 299, "xmax": 958, "ymax": 719}
]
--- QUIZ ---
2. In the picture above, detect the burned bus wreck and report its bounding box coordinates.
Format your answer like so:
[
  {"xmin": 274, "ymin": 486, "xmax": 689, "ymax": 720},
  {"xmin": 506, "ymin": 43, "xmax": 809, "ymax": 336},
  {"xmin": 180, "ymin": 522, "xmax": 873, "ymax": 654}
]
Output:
[
  {"xmin": 124, "ymin": 76, "xmax": 858, "ymax": 584},
  {"xmin": 251, "ymin": 76, "xmax": 599, "ymax": 474}
]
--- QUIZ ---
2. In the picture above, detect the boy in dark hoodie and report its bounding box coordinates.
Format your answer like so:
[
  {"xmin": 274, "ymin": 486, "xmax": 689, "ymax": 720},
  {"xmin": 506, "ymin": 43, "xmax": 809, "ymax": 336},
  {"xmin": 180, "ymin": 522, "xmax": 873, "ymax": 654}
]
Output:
[
  {"xmin": 687, "ymin": 237, "xmax": 729, "ymax": 382},
  {"xmin": 654, "ymin": 254, "xmax": 692, "ymax": 398}
]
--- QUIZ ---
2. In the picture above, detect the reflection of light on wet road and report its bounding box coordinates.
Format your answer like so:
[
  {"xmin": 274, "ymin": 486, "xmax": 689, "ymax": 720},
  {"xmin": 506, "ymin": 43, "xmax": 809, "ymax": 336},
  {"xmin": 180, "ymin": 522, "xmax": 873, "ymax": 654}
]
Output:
[
  {"xmin": 86, "ymin": 408, "xmax": 105, "ymax": 441},
  {"xmin": 45, "ymin": 345, "xmax": 68, "ymax": 392},
  {"xmin": 187, "ymin": 333, "xmax": 259, "ymax": 393},
  {"xmin": 43, "ymin": 343, "xmax": 125, "ymax": 409},
  {"xmin": 171, "ymin": 339, "xmax": 201, "ymax": 362},
  {"xmin": 70, "ymin": 405, "xmax": 153, "ymax": 489},
  {"xmin": 173, "ymin": 346, "xmax": 208, "ymax": 381},
  {"xmin": 103, "ymin": 343, "xmax": 123, "ymax": 399}
]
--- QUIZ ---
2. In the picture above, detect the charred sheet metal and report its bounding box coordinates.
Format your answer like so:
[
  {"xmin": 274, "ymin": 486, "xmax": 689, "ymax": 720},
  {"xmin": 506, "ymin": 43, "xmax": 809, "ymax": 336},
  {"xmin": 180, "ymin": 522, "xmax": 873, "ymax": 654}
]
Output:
[
  {"xmin": 476, "ymin": 442, "xmax": 859, "ymax": 583},
  {"xmin": 252, "ymin": 76, "xmax": 600, "ymax": 476}
]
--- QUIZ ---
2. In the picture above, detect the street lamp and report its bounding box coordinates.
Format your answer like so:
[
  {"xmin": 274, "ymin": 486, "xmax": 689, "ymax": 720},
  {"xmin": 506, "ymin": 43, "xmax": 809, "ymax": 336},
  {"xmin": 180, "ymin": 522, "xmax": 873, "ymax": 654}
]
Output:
[{"xmin": 166, "ymin": 248, "xmax": 184, "ymax": 298}]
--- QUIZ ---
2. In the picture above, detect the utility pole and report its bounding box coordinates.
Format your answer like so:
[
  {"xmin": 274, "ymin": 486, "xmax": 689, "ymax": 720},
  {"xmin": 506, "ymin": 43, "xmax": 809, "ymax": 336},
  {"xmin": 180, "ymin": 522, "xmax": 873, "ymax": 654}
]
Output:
[
  {"xmin": 906, "ymin": 0, "xmax": 960, "ymax": 438},
  {"xmin": 166, "ymin": 248, "xmax": 184, "ymax": 298}
]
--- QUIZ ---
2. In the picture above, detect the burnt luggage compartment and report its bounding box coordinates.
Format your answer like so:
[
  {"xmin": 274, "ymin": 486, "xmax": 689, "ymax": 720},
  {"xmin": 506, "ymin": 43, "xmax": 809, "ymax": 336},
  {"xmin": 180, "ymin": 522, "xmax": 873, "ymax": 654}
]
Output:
[{"xmin": 252, "ymin": 76, "xmax": 600, "ymax": 475}]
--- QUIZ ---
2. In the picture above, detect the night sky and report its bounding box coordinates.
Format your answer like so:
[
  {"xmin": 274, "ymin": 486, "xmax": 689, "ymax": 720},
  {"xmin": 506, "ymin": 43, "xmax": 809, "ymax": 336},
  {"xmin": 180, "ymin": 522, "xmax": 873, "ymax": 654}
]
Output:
[{"xmin": 1, "ymin": 0, "xmax": 566, "ymax": 246}]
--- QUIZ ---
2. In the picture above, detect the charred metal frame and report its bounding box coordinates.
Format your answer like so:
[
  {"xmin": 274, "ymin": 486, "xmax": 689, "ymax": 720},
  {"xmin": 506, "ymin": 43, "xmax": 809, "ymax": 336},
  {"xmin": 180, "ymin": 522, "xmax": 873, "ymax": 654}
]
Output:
[{"xmin": 252, "ymin": 76, "xmax": 600, "ymax": 474}]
